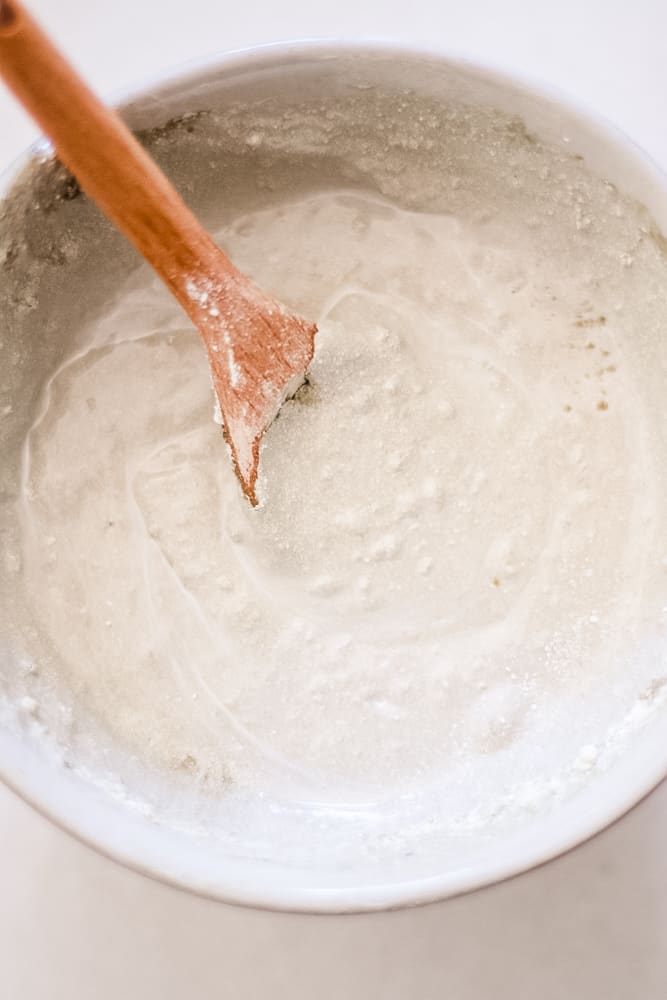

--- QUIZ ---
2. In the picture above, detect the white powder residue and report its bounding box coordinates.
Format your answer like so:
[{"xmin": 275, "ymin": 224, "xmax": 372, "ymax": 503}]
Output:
[{"xmin": 185, "ymin": 274, "xmax": 243, "ymax": 393}]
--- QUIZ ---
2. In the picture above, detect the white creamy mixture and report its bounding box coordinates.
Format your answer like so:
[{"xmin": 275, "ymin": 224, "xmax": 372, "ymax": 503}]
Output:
[{"xmin": 3, "ymin": 96, "xmax": 667, "ymax": 856}]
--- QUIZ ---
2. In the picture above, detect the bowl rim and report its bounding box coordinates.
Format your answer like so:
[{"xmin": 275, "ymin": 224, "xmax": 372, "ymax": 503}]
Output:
[{"xmin": 1, "ymin": 37, "xmax": 666, "ymax": 914}]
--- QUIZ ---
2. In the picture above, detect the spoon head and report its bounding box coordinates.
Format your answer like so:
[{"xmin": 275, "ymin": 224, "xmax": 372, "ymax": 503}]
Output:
[{"xmin": 186, "ymin": 270, "xmax": 317, "ymax": 504}]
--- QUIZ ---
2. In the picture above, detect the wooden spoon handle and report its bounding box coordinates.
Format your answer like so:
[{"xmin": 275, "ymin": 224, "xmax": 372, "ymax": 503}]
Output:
[{"xmin": 0, "ymin": 0, "xmax": 232, "ymax": 302}]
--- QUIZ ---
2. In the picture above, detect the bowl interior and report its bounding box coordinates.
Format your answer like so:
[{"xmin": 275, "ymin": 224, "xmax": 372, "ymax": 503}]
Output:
[{"xmin": 1, "ymin": 44, "xmax": 667, "ymax": 912}]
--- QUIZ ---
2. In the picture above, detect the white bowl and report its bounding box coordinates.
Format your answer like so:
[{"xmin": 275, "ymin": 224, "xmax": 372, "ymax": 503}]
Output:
[{"xmin": 1, "ymin": 42, "xmax": 666, "ymax": 913}]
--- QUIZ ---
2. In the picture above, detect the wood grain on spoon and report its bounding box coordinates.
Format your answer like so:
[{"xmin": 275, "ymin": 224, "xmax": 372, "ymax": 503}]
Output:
[{"xmin": 0, "ymin": 0, "xmax": 317, "ymax": 505}]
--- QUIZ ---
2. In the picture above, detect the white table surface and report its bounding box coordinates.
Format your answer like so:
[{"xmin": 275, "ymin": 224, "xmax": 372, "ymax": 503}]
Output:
[{"xmin": 1, "ymin": 1, "xmax": 666, "ymax": 997}]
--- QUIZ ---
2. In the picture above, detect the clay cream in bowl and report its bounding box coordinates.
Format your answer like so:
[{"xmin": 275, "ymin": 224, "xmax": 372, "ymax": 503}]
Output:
[{"xmin": 1, "ymin": 44, "xmax": 667, "ymax": 912}]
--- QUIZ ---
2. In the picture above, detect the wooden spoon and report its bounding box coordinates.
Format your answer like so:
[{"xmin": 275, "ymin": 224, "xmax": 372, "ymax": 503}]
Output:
[{"xmin": 0, "ymin": 1, "xmax": 317, "ymax": 505}]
